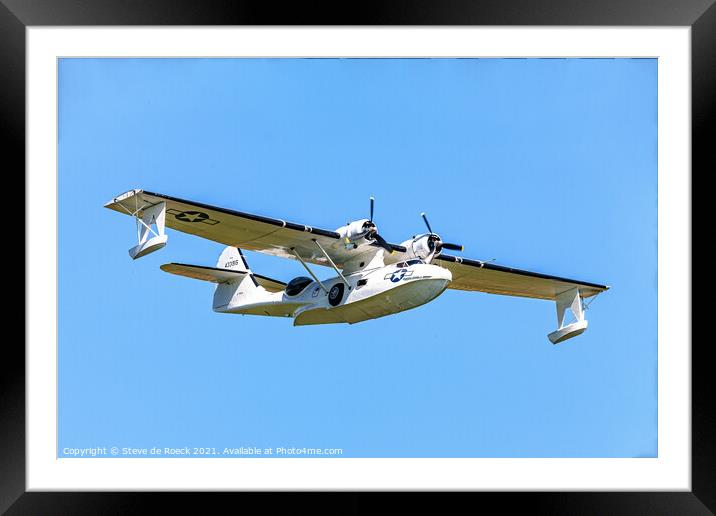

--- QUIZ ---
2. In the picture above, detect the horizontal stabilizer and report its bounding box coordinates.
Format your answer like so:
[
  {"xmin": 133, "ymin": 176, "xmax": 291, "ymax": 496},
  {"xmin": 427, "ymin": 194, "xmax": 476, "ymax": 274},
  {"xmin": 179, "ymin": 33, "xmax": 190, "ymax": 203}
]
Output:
[
  {"xmin": 160, "ymin": 263, "xmax": 287, "ymax": 292},
  {"xmin": 252, "ymin": 274, "xmax": 288, "ymax": 293},
  {"xmin": 161, "ymin": 263, "xmax": 247, "ymax": 283}
]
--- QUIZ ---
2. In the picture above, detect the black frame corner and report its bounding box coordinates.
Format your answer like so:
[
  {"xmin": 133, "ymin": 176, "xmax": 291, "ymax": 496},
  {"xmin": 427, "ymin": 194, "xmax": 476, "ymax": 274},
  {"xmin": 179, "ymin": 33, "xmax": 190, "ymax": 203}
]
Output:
[{"xmin": 4, "ymin": 0, "xmax": 710, "ymax": 513}]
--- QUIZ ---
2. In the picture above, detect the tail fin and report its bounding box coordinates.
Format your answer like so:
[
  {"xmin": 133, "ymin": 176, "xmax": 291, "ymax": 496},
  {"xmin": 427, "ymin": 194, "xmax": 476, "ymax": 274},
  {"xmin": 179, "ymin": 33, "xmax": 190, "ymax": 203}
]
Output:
[
  {"xmin": 213, "ymin": 247, "xmax": 263, "ymax": 311},
  {"xmin": 216, "ymin": 246, "xmax": 250, "ymax": 273}
]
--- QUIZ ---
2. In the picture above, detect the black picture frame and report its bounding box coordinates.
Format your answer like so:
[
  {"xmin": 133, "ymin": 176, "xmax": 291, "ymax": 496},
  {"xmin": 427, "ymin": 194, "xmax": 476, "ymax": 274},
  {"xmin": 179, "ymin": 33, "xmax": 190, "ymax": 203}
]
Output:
[{"xmin": 4, "ymin": 1, "xmax": 709, "ymax": 513}]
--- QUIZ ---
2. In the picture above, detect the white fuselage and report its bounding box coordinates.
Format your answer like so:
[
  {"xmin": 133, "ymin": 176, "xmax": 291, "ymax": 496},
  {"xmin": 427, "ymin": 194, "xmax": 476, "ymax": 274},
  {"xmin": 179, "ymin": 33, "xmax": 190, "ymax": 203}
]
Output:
[{"xmin": 215, "ymin": 260, "xmax": 452, "ymax": 325}]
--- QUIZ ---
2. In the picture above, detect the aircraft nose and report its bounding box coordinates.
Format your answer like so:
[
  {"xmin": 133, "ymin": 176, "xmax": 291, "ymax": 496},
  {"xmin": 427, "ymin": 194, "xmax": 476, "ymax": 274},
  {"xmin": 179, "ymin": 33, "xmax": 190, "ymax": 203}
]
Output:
[{"xmin": 429, "ymin": 264, "xmax": 452, "ymax": 282}]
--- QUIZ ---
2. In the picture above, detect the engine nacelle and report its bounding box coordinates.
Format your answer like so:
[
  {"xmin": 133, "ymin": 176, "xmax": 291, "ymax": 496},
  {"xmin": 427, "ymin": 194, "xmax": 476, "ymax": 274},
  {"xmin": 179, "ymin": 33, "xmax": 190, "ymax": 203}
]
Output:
[
  {"xmin": 400, "ymin": 233, "xmax": 442, "ymax": 262},
  {"xmin": 336, "ymin": 219, "xmax": 375, "ymax": 245}
]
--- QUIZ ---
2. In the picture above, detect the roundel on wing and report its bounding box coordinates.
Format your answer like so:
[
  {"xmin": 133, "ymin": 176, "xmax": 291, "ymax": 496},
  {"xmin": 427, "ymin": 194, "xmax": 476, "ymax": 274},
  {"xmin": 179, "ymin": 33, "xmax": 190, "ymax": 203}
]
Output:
[
  {"xmin": 328, "ymin": 283, "xmax": 344, "ymax": 307},
  {"xmin": 175, "ymin": 211, "xmax": 209, "ymax": 223}
]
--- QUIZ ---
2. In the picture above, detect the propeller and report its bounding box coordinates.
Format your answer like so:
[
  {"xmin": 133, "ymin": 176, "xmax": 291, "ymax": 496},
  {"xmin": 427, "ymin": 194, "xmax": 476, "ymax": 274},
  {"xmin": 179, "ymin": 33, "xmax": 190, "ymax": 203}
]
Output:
[
  {"xmin": 420, "ymin": 212, "xmax": 464, "ymax": 253},
  {"xmin": 365, "ymin": 196, "xmax": 394, "ymax": 254}
]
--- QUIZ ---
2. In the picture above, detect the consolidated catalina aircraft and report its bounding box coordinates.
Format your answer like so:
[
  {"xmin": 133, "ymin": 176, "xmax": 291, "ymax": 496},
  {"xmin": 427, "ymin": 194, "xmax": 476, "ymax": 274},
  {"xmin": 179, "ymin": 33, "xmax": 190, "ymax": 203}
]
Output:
[{"xmin": 105, "ymin": 189, "xmax": 609, "ymax": 343}]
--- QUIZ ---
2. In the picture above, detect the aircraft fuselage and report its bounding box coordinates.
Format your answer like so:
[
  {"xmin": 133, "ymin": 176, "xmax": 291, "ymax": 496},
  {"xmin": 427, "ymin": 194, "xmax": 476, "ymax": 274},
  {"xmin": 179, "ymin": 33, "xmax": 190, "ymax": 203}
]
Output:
[{"xmin": 215, "ymin": 260, "xmax": 452, "ymax": 325}]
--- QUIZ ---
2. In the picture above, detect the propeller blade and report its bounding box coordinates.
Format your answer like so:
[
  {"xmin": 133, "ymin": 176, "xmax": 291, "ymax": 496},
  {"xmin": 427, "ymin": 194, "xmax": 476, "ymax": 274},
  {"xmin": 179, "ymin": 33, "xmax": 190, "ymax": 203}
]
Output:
[
  {"xmin": 369, "ymin": 196, "xmax": 375, "ymax": 222},
  {"xmin": 441, "ymin": 242, "xmax": 464, "ymax": 252},
  {"xmin": 372, "ymin": 232, "xmax": 395, "ymax": 255},
  {"xmin": 418, "ymin": 212, "xmax": 464, "ymax": 256},
  {"xmin": 420, "ymin": 212, "xmax": 433, "ymax": 234}
]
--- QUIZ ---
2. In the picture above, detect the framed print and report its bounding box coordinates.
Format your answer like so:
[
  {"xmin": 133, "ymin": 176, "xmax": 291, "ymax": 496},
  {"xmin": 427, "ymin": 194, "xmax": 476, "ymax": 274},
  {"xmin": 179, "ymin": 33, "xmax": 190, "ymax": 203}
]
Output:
[{"xmin": 4, "ymin": 0, "xmax": 710, "ymax": 513}]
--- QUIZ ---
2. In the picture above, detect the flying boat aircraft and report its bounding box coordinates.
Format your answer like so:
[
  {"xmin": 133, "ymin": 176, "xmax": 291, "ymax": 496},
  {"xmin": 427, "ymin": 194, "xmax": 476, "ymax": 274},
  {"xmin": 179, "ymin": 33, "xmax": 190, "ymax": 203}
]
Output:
[{"xmin": 105, "ymin": 189, "xmax": 609, "ymax": 343}]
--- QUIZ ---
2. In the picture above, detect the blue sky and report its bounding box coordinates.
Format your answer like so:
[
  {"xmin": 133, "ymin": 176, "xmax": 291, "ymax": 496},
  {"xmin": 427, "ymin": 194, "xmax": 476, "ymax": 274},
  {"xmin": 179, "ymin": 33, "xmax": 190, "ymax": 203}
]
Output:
[{"xmin": 58, "ymin": 58, "xmax": 657, "ymax": 458}]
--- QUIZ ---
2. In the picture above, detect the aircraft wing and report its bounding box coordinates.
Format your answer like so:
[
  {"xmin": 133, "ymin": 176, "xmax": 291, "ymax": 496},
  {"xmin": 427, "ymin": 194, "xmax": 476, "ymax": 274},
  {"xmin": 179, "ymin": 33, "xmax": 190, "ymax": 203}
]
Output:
[
  {"xmin": 104, "ymin": 189, "xmax": 370, "ymax": 267},
  {"xmin": 434, "ymin": 254, "xmax": 609, "ymax": 300}
]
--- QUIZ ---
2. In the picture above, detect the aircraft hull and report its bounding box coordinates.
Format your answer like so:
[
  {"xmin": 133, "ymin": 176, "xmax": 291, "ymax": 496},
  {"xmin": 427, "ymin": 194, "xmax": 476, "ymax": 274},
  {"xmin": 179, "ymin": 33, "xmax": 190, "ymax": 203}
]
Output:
[
  {"xmin": 293, "ymin": 276, "xmax": 451, "ymax": 325},
  {"xmin": 217, "ymin": 262, "xmax": 452, "ymax": 325}
]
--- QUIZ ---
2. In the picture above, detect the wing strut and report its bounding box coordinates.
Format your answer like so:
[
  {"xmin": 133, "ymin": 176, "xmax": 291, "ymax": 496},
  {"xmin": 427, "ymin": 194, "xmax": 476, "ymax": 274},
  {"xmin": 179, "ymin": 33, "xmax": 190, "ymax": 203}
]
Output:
[
  {"xmin": 290, "ymin": 247, "xmax": 328, "ymax": 294},
  {"xmin": 313, "ymin": 239, "xmax": 351, "ymax": 289}
]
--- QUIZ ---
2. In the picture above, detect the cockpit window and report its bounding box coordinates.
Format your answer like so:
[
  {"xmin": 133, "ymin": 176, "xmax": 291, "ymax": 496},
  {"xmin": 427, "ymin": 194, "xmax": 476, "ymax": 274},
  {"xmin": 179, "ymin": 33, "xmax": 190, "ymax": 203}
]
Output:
[
  {"xmin": 285, "ymin": 276, "xmax": 313, "ymax": 296},
  {"xmin": 395, "ymin": 259, "xmax": 423, "ymax": 267}
]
